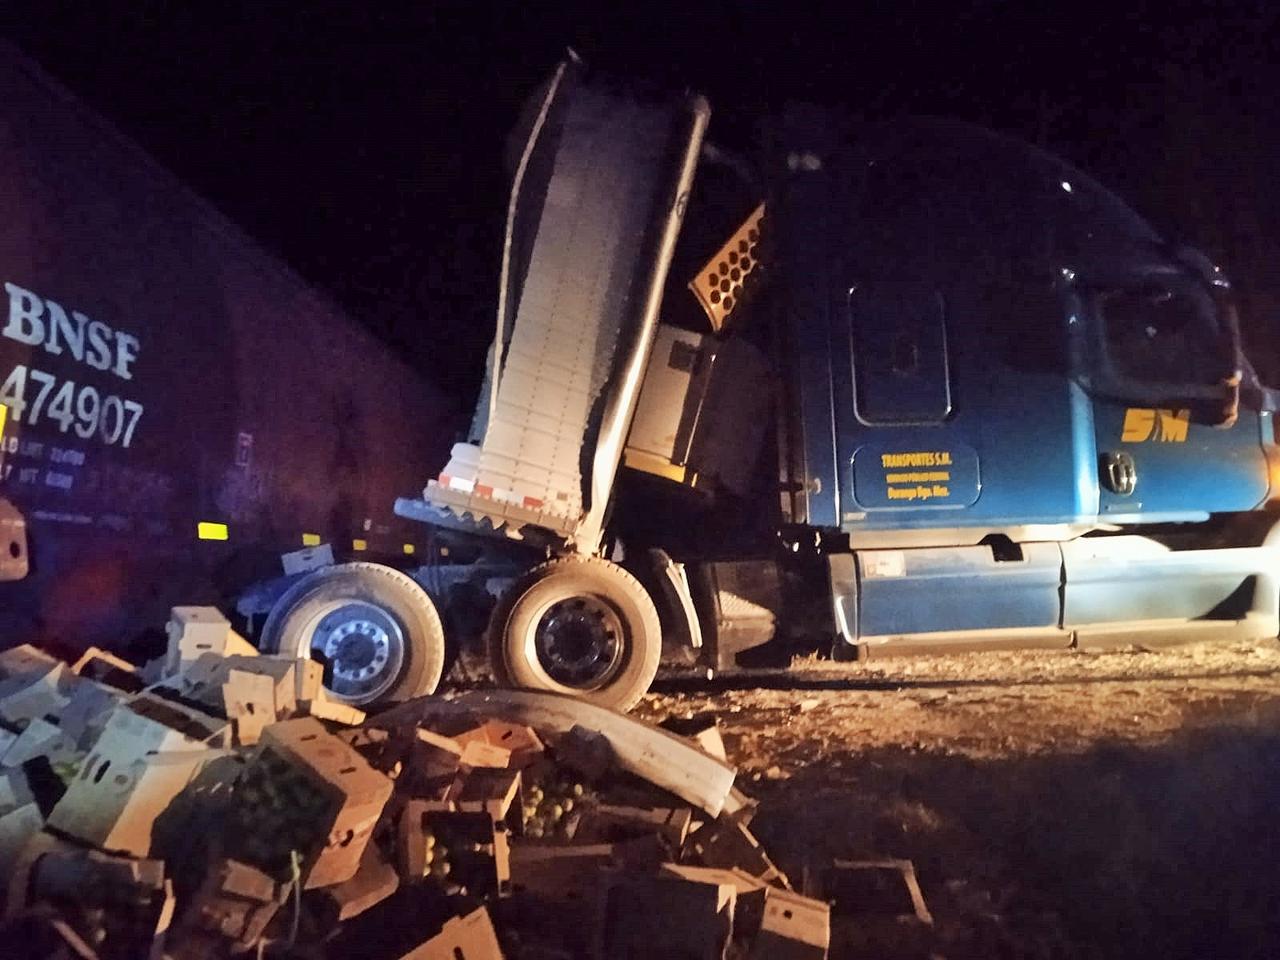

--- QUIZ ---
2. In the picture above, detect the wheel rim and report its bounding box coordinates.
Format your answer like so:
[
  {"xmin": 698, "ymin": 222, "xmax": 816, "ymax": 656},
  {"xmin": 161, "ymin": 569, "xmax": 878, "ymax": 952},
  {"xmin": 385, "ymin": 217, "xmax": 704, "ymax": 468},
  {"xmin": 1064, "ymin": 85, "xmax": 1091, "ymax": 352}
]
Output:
[
  {"xmin": 301, "ymin": 600, "xmax": 406, "ymax": 704},
  {"xmin": 529, "ymin": 594, "xmax": 625, "ymax": 691}
]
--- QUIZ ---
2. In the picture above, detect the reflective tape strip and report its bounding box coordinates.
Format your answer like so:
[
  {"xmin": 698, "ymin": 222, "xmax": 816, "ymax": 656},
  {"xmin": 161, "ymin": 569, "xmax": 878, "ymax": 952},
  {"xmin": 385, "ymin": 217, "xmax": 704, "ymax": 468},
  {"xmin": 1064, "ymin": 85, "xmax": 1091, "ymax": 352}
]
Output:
[
  {"xmin": 522, "ymin": 496, "xmax": 544, "ymax": 510},
  {"xmin": 197, "ymin": 521, "xmax": 229, "ymax": 541},
  {"xmin": 0, "ymin": 403, "xmax": 7, "ymax": 440},
  {"xmin": 477, "ymin": 487, "xmax": 526, "ymax": 506},
  {"xmin": 302, "ymin": 533, "xmax": 321, "ymax": 547},
  {"xmin": 403, "ymin": 543, "xmax": 415, "ymax": 555},
  {"xmin": 352, "ymin": 539, "xmax": 368, "ymax": 552}
]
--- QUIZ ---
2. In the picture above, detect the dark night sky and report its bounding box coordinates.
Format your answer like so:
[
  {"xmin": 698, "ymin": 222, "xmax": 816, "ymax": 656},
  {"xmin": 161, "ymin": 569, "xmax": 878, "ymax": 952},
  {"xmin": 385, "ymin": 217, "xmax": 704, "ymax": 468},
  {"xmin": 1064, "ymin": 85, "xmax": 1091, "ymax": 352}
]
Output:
[{"xmin": 5, "ymin": 1, "xmax": 1280, "ymax": 393}]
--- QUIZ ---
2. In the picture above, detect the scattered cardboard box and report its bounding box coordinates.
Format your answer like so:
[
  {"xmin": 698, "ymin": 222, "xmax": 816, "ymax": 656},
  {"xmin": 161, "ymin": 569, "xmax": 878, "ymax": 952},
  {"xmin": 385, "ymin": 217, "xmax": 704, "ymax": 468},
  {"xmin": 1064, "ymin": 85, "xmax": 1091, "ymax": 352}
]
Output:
[
  {"xmin": 399, "ymin": 799, "xmax": 511, "ymax": 897},
  {"xmin": 398, "ymin": 798, "xmax": 448, "ymax": 879},
  {"xmin": 179, "ymin": 858, "xmax": 283, "ymax": 951},
  {"xmin": 222, "ymin": 669, "xmax": 276, "ymax": 746},
  {"xmin": 455, "ymin": 719, "xmax": 544, "ymax": 769},
  {"xmin": 47, "ymin": 704, "xmax": 218, "ymax": 857},
  {"xmin": 321, "ymin": 842, "xmax": 401, "ymax": 921},
  {"xmin": 398, "ymin": 906, "xmax": 503, "ymax": 959},
  {"xmin": 175, "ymin": 652, "xmax": 322, "ymax": 721},
  {"xmin": 750, "ymin": 885, "xmax": 831, "ymax": 959},
  {"xmin": 449, "ymin": 766, "xmax": 522, "ymax": 827},
  {"xmin": 165, "ymin": 607, "xmax": 258, "ymax": 677},
  {"xmin": 30, "ymin": 845, "xmax": 167, "ymax": 907},
  {"xmin": 0, "ymin": 648, "xmax": 70, "ymax": 727},
  {"xmin": 660, "ymin": 712, "xmax": 728, "ymax": 763},
  {"xmin": 459, "ymin": 738, "xmax": 512, "ymax": 770},
  {"xmin": 2, "ymin": 716, "xmax": 78, "ymax": 767},
  {"xmin": 0, "ymin": 644, "xmax": 62, "ymax": 685},
  {"xmin": 0, "ymin": 625, "xmax": 860, "ymax": 960},
  {"xmin": 238, "ymin": 717, "xmax": 393, "ymax": 889},
  {"xmin": 684, "ymin": 816, "xmax": 790, "ymax": 888},
  {"xmin": 307, "ymin": 695, "xmax": 367, "ymax": 726},
  {"xmin": 574, "ymin": 803, "xmax": 692, "ymax": 849},
  {"xmin": 658, "ymin": 861, "xmax": 830, "ymax": 958},
  {"xmin": 71, "ymin": 646, "xmax": 144, "ymax": 693},
  {"xmin": 597, "ymin": 872, "xmax": 736, "ymax": 960},
  {"xmin": 58, "ymin": 680, "xmax": 122, "ymax": 750},
  {"xmin": 509, "ymin": 842, "xmax": 620, "ymax": 901},
  {"xmin": 0, "ymin": 769, "xmax": 43, "ymax": 877}
]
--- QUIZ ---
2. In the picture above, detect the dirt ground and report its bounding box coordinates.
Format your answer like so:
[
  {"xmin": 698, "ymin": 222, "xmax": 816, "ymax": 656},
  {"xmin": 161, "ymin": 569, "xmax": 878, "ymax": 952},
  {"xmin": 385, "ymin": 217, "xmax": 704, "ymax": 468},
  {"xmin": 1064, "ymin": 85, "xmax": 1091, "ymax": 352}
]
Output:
[{"xmin": 635, "ymin": 641, "xmax": 1280, "ymax": 960}]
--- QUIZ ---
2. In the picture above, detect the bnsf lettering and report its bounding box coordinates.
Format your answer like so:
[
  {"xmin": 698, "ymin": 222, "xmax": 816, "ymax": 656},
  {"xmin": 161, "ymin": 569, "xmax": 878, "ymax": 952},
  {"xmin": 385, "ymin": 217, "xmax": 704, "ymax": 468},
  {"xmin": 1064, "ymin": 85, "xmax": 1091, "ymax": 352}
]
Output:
[{"xmin": 3, "ymin": 282, "xmax": 140, "ymax": 381}]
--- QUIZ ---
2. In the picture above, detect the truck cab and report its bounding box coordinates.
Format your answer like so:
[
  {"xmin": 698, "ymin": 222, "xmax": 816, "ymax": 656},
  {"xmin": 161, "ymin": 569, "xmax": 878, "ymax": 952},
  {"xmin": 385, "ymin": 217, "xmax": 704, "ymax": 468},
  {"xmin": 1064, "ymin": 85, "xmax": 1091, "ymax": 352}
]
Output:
[
  {"xmin": 773, "ymin": 117, "xmax": 1280, "ymax": 655},
  {"xmin": 264, "ymin": 71, "xmax": 1280, "ymax": 711}
]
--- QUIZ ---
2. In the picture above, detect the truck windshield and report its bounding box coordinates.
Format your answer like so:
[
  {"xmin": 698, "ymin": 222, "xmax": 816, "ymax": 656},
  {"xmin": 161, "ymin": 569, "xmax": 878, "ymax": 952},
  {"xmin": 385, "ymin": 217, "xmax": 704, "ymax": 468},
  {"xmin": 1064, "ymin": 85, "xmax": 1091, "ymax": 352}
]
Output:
[{"xmin": 1100, "ymin": 283, "xmax": 1224, "ymax": 386}]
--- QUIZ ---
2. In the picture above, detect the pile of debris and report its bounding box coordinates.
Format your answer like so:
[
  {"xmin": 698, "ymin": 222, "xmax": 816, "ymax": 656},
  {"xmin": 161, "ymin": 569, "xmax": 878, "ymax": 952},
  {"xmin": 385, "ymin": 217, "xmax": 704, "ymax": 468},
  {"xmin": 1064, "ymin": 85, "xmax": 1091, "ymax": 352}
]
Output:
[{"xmin": 0, "ymin": 607, "xmax": 832, "ymax": 959}]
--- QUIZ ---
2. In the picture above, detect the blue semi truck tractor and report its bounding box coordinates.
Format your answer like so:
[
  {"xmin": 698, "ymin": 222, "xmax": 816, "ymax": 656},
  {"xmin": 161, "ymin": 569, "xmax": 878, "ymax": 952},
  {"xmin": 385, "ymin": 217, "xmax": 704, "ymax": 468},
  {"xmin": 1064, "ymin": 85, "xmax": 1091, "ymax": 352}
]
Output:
[
  {"xmin": 255, "ymin": 60, "xmax": 1280, "ymax": 712},
  {"xmin": 6, "ymin": 52, "xmax": 1280, "ymax": 712}
]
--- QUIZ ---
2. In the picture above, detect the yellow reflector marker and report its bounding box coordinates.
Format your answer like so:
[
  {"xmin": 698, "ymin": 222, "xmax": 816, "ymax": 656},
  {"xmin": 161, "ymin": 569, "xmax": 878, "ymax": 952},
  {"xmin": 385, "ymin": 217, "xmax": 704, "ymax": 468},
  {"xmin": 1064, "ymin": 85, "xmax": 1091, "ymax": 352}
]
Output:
[
  {"xmin": 302, "ymin": 532, "xmax": 321, "ymax": 546},
  {"xmin": 0, "ymin": 402, "xmax": 7, "ymax": 439},
  {"xmin": 403, "ymin": 544, "xmax": 415, "ymax": 555},
  {"xmin": 197, "ymin": 521, "xmax": 229, "ymax": 541},
  {"xmin": 352, "ymin": 539, "xmax": 368, "ymax": 552}
]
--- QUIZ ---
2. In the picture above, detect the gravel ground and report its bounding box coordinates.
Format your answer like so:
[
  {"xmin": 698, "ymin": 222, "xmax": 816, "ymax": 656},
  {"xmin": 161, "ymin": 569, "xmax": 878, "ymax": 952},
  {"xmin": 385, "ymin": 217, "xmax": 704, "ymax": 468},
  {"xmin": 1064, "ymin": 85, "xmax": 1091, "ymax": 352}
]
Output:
[{"xmin": 636, "ymin": 641, "xmax": 1280, "ymax": 960}]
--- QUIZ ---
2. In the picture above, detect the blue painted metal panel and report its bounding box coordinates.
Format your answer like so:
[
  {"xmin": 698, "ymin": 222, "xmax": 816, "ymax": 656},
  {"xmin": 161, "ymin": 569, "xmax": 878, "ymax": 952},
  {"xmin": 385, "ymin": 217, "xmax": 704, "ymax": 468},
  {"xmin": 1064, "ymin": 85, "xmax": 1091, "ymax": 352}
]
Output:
[
  {"xmin": 851, "ymin": 441, "xmax": 980, "ymax": 509},
  {"xmin": 777, "ymin": 147, "xmax": 840, "ymax": 528},
  {"xmin": 834, "ymin": 284, "xmax": 1096, "ymax": 532},
  {"xmin": 1066, "ymin": 378, "xmax": 1102, "ymax": 520},
  {"xmin": 1092, "ymin": 403, "xmax": 1267, "ymax": 519},
  {"xmin": 849, "ymin": 282, "xmax": 950, "ymax": 424},
  {"xmin": 856, "ymin": 542, "xmax": 1062, "ymax": 636},
  {"xmin": 1062, "ymin": 537, "xmax": 1265, "ymax": 624}
]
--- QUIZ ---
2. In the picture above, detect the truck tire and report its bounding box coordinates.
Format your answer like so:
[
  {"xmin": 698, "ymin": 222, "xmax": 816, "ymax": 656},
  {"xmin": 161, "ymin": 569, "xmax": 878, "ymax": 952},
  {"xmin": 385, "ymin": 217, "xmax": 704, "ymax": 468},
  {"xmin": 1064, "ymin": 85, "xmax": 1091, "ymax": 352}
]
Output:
[
  {"xmin": 261, "ymin": 562, "xmax": 445, "ymax": 708},
  {"xmin": 487, "ymin": 556, "xmax": 661, "ymax": 712}
]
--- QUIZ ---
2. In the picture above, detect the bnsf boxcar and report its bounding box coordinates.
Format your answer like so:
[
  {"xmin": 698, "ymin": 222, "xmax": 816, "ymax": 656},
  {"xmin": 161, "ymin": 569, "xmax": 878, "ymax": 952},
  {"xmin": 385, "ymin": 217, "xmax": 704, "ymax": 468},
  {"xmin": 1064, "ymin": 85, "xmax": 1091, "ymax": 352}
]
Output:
[{"xmin": 0, "ymin": 44, "xmax": 456, "ymax": 650}]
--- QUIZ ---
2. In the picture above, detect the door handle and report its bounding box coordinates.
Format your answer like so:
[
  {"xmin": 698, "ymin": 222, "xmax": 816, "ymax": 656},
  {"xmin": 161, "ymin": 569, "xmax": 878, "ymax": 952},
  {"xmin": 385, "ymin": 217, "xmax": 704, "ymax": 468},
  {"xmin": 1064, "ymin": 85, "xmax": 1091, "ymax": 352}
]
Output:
[{"xmin": 1101, "ymin": 451, "xmax": 1137, "ymax": 496}]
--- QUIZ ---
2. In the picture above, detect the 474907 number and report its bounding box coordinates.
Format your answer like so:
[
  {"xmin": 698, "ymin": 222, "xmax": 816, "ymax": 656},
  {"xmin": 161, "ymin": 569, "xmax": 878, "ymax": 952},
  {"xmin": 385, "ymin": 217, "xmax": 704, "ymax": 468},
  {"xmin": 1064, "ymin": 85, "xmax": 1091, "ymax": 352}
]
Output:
[{"xmin": 0, "ymin": 364, "xmax": 143, "ymax": 448}]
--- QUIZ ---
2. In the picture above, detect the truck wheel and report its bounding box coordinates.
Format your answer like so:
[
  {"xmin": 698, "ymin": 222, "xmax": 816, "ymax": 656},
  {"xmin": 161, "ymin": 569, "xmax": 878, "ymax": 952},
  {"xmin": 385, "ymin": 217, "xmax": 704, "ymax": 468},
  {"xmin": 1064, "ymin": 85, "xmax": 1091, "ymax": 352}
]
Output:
[
  {"xmin": 487, "ymin": 556, "xmax": 661, "ymax": 712},
  {"xmin": 261, "ymin": 562, "xmax": 445, "ymax": 708}
]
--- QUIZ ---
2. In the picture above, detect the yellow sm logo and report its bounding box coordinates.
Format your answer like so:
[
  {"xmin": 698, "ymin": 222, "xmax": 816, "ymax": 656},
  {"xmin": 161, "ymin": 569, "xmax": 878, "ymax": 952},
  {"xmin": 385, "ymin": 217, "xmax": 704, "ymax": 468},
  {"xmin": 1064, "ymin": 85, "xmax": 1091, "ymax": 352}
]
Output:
[{"xmin": 1121, "ymin": 408, "xmax": 1190, "ymax": 443}]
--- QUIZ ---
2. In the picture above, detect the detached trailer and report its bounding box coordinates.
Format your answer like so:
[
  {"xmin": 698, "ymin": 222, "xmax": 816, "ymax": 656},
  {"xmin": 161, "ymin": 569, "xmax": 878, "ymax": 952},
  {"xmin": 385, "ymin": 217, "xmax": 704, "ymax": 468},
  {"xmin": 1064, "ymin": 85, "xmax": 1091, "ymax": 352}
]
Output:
[{"xmin": 0, "ymin": 45, "xmax": 456, "ymax": 651}]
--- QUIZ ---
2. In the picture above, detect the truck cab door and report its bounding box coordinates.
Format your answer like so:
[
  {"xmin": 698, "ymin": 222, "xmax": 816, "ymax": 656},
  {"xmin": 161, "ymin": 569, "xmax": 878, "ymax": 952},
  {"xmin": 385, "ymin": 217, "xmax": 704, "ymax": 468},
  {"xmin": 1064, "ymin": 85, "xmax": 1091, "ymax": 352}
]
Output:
[
  {"xmin": 838, "ymin": 280, "xmax": 985, "ymax": 519},
  {"xmin": 849, "ymin": 281, "xmax": 951, "ymax": 426},
  {"xmin": 1082, "ymin": 276, "xmax": 1267, "ymax": 520}
]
